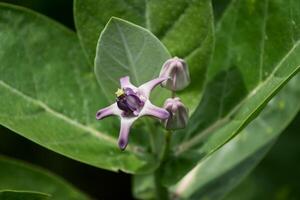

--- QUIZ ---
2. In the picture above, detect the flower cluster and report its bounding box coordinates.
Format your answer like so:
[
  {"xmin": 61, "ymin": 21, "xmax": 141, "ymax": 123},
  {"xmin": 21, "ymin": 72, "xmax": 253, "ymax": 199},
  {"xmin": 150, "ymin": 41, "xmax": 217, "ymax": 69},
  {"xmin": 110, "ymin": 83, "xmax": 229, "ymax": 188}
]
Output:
[{"xmin": 96, "ymin": 57, "xmax": 190, "ymax": 150}]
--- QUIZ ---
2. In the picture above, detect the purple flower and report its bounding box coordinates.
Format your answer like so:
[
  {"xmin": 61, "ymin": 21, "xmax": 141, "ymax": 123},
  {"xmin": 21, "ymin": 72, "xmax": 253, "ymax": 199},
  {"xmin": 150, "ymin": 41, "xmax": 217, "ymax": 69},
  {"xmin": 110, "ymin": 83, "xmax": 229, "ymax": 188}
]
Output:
[{"xmin": 96, "ymin": 76, "xmax": 170, "ymax": 150}]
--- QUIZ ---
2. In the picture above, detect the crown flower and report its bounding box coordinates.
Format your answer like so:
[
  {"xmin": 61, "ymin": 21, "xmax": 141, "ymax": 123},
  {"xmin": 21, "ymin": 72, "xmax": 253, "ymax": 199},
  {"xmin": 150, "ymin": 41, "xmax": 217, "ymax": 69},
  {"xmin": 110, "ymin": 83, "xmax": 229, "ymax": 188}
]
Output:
[{"xmin": 96, "ymin": 76, "xmax": 170, "ymax": 150}]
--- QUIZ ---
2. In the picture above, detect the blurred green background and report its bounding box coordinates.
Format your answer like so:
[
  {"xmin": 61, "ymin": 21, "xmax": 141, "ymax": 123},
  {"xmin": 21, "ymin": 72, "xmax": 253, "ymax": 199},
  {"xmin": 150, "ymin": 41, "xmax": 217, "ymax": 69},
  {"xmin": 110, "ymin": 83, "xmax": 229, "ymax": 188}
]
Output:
[{"xmin": 0, "ymin": 0, "xmax": 299, "ymax": 199}]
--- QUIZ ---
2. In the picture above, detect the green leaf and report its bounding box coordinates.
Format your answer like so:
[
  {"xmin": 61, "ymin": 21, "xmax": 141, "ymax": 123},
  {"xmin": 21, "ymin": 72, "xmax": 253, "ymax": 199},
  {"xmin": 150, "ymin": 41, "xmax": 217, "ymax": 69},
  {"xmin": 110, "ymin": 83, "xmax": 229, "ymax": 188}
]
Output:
[
  {"xmin": 162, "ymin": 0, "xmax": 300, "ymax": 185},
  {"xmin": 0, "ymin": 3, "xmax": 156, "ymax": 173},
  {"xmin": 94, "ymin": 17, "xmax": 171, "ymax": 104},
  {"xmin": 0, "ymin": 156, "xmax": 89, "ymax": 200},
  {"xmin": 0, "ymin": 190, "xmax": 50, "ymax": 200},
  {"xmin": 74, "ymin": 0, "xmax": 214, "ymax": 111},
  {"xmin": 224, "ymin": 112, "xmax": 300, "ymax": 200},
  {"xmin": 132, "ymin": 174, "xmax": 155, "ymax": 200},
  {"xmin": 171, "ymin": 74, "xmax": 300, "ymax": 200}
]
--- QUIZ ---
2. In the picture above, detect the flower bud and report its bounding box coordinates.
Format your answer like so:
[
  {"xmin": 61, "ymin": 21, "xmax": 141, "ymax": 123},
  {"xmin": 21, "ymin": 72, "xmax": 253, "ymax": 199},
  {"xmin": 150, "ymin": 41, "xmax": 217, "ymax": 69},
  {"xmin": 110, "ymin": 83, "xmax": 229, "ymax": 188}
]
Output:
[
  {"xmin": 163, "ymin": 97, "xmax": 189, "ymax": 130},
  {"xmin": 159, "ymin": 57, "xmax": 190, "ymax": 91}
]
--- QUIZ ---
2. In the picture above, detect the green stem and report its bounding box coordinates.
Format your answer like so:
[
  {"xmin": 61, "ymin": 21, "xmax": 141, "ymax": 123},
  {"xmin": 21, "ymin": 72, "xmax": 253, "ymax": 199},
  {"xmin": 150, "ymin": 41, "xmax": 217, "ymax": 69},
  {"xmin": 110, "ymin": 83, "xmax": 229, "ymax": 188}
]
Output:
[
  {"xmin": 172, "ymin": 91, "xmax": 176, "ymax": 98},
  {"xmin": 154, "ymin": 169, "xmax": 169, "ymax": 200},
  {"xmin": 154, "ymin": 131, "xmax": 172, "ymax": 200},
  {"xmin": 161, "ymin": 131, "xmax": 172, "ymax": 161},
  {"xmin": 154, "ymin": 90, "xmax": 175, "ymax": 199}
]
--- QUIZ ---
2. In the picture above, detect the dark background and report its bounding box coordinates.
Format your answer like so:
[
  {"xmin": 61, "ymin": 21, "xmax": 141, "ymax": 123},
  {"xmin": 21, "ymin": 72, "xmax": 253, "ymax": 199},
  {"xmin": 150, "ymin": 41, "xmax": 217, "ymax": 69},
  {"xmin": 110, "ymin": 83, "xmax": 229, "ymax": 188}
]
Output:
[{"xmin": 0, "ymin": 0, "xmax": 299, "ymax": 200}]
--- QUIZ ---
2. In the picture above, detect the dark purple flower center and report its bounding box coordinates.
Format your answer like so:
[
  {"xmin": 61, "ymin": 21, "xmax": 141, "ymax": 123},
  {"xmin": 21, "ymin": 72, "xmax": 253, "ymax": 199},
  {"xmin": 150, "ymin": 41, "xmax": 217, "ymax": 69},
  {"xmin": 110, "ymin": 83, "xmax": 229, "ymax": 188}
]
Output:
[{"xmin": 116, "ymin": 88, "xmax": 144, "ymax": 116}]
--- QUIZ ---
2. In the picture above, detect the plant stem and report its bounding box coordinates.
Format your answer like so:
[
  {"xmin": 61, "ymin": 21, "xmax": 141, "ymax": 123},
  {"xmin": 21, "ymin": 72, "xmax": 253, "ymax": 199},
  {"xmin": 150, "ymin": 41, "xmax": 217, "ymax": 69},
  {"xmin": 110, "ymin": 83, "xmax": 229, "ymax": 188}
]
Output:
[
  {"xmin": 154, "ymin": 90, "xmax": 175, "ymax": 199},
  {"xmin": 162, "ymin": 131, "xmax": 172, "ymax": 161},
  {"xmin": 154, "ymin": 130, "xmax": 172, "ymax": 200},
  {"xmin": 172, "ymin": 91, "xmax": 176, "ymax": 98},
  {"xmin": 154, "ymin": 169, "xmax": 169, "ymax": 200}
]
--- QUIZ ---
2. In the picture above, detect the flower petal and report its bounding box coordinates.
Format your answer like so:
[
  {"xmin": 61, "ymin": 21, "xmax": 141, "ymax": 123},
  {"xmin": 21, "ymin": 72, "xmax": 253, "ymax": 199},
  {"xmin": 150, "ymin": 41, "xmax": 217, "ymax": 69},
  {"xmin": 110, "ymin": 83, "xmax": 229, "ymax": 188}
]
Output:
[
  {"xmin": 138, "ymin": 77, "xmax": 169, "ymax": 98},
  {"xmin": 120, "ymin": 76, "xmax": 136, "ymax": 89},
  {"xmin": 118, "ymin": 119, "xmax": 135, "ymax": 150},
  {"xmin": 96, "ymin": 103, "xmax": 121, "ymax": 120},
  {"xmin": 140, "ymin": 101, "xmax": 170, "ymax": 120}
]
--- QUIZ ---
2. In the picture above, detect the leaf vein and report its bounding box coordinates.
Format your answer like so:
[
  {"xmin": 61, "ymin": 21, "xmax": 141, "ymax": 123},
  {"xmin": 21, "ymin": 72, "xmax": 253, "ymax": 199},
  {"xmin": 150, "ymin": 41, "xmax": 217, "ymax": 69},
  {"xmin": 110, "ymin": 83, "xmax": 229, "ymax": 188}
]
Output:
[
  {"xmin": 0, "ymin": 80, "xmax": 140, "ymax": 153},
  {"xmin": 115, "ymin": 22, "xmax": 140, "ymax": 84},
  {"xmin": 259, "ymin": 0, "xmax": 269, "ymax": 82},
  {"xmin": 177, "ymin": 40, "xmax": 300, "ymax": 154},
  {"xmin": 159, "ymin": 2, "xmax": 190, "ymax": 40}
]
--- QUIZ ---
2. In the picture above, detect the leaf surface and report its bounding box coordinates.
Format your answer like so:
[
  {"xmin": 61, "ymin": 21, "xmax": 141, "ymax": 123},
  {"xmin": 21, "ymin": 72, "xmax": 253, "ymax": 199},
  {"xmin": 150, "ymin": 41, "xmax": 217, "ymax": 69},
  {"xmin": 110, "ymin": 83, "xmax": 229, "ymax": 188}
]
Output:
[
  {"xmin": 224, "ymin": 112, "xmax": 300, "ymax": 200},
  {"xmin": 0, "ymin": 156, "xmax": 89, "ymax": 200},
  {"xmin": 74, "ymin": 0, "xmax": 214, "ymax": 110},
  {"xmin": 0, "ymin": 190, "xmax": 50, "ymax": 200},
  {"xmin": 0, "ymin": 3, "xmax": 156, "ymax": 173},
  {"xmin": 173, "ymin": 74, "xmax": 300, "ymax": 199},
  {"xmin": 162, "ymin": 0, "xmax": 300, "ymax": 185},
  {"xmin": 94, "ymin": 17, "xmax": 171, "ymax": 104}
]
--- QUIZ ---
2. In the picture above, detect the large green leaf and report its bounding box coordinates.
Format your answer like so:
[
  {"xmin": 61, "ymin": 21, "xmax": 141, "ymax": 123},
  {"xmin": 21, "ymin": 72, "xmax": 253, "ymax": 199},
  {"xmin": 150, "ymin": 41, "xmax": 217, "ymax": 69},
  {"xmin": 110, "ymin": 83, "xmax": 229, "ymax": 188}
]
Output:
[
  {"xmin": 172, "ymin": 74, "xmax": 300, "ymax": 200},
  {"xmin": 224, "ymin": 112, "xmax": 300, "ymax": 200},
  {"xmin": 0, "ymin": 156, "xmax": 89, "ymax": 200},
  {"xmin": 0, "ymin": 3, "xmax": 156, "ymax": 173},
  {"xmin": 94, "ymin": 17, "xmax": 170, "ymax": 104},
  {"xmin": 132, "ymin": 173, "xmax": 155, "ymax": 200},
  {"xmin": 162, "ymin": 0, "xmax": 300, "ymax": 185},
  {"xmin": 74, "ymin": 0, "xmax": 214, "ymax": 111},
  {"xmin": 0, "ymin": 190, "xmax": 50, "ymax": 200}
]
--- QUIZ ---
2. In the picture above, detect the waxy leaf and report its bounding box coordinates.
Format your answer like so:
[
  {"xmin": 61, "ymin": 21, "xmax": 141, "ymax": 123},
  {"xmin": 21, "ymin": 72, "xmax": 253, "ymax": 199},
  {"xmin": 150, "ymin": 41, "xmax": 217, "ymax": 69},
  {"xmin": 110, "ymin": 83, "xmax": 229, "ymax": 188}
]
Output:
[
  {"xmin": 0, "ymin": 190, "xmax": 50, "ymax": 200},
  {"xmin": 94, "ymin": 17, "xmax": 171, "ymax": 104},
  {"xmin": 0, "ymin": 4, "xmax": 156, "ymax": 174},
  {"xmin": 0, "ymin": 156, "xmax": 89, "ymax": 200},
  {"xmin": 75, "ymin": 0, "xmax": 214, "ymax": 111},
  {"xmin": 225, "ymin": 112, "xmax": 300, "ymax": 200},
  {"xmin": 172, "ymin": 74, "xmax": 300, "ymax": 200},
  {"xmin": 132, "ymin": 174, "xmax": 155, "ymax": 200},
  {"xmin": 162, "ymin": 0, "xmax": 300, "ymax": 185}
]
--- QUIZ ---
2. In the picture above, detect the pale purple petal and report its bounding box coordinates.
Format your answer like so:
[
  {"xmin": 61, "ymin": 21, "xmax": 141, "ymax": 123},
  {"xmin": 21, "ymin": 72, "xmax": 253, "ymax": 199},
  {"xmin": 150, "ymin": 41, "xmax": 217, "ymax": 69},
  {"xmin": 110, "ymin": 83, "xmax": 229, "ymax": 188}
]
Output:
[
  {"xmin": 138, "ymin": 77, "xmax": 169, "ymax": 98},
  {"xmin": 159, "ymin": 59, "xmax": 176, "ymax": 78},
  {"xmin": 120, "ymin": 76, "xmax": 136, "ymax": 89},
  {"xmin": 140, "ymin": 101, "xmax": 170, "ymax": 120},
  {"xmin": 96, "ymin": 103, "xmax": 121, "ymax": 120},
  {"xmin": 118, "ymin": 119, "xmax": 135, "ymax": 150}
]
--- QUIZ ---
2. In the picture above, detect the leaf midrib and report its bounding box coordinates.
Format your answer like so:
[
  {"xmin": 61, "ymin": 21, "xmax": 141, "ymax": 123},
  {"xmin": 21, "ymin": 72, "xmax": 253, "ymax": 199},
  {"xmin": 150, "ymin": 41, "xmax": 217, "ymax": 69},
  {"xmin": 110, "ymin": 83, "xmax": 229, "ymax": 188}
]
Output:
[
  {"xmin": 0, "ymin": 80, "xmax": 141, "ymax": 153},
  {"xmin": 177, "ymin": 0, "xmax": 299, "ymax": 154},
  {"xmin": 259, "ymin": 0, "xmax": 269, "ymax": 82},
  {"xmin": 115, "ymin": 22, "xmax": 140, "ymax": 85},
  {"xmin": 177, "ymin": 40, "xmax": 300, "ymax": 155},
  {"xmin": 175, "ymin": 76, "xmax": 300, "ymax": 199},
  {"xmin": 144, "ymin": 0, "xmax": 207, "ymax": 59}
]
